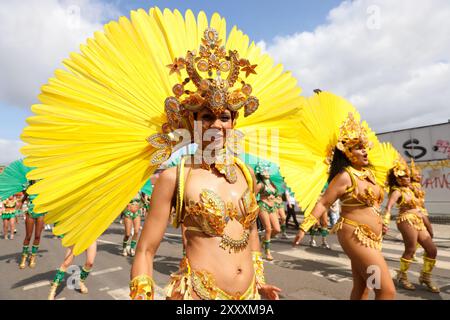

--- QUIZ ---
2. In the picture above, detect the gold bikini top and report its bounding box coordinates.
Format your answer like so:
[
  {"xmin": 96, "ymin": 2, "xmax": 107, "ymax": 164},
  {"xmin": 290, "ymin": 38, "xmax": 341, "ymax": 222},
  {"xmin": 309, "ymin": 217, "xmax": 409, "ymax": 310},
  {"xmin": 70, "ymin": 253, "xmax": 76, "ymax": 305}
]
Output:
[
  {"xmin": 3, "ymin": 199, "xmax": 16, "ymax": 211},
  {"xmin": 392, "ymin": 186, "xmax": 421, "ymax": 211},
  {"xmin": 340, "ymin": 167, "xmax": 384, "ymax": 212},
  {"xmin": 171, "ymin": 156, "xmax": 259, "ymax": 237}
]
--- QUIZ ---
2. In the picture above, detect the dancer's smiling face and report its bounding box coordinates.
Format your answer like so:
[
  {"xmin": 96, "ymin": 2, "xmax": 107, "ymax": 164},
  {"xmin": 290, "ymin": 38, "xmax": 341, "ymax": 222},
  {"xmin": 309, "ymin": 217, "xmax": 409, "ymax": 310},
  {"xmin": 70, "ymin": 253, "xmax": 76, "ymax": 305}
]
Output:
[
  {"xmin": 397, "ymin": 175, "xmax": 410, "ymax": 187},
  {"xmin": 195, "ymin": 107, "xmax": 234, "ymax": 150}
]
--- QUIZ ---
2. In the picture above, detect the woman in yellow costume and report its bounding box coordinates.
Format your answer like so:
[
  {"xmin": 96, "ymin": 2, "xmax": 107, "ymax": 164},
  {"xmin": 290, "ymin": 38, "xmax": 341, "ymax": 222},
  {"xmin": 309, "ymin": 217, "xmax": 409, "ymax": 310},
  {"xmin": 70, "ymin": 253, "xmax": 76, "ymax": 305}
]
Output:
[
  {"xmin": 292, "ymin": 91, "xmax": 396, "ymax": 300},
  {"xmin": 20, "ymin": 8, "xmax": 306, "ymax": 300},
  {"xmin": 384, "ymin": 158, "xmax": 439, "ymax": 293}
]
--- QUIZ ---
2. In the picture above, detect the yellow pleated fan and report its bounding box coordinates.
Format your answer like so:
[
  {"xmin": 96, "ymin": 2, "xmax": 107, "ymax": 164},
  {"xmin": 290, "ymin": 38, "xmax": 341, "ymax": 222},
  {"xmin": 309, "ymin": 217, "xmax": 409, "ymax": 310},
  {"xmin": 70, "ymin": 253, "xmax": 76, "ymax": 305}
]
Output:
[
  {"xmin": 289, "ymin": 91, "xmax": 380, "ymax": 217},
  {"xmin": 369, "ymin": 142, "xmax": 400, "ymax": 188},
  {"xmin": 20, "ymin": 7, "xmax": 303, "ymax": 255}
]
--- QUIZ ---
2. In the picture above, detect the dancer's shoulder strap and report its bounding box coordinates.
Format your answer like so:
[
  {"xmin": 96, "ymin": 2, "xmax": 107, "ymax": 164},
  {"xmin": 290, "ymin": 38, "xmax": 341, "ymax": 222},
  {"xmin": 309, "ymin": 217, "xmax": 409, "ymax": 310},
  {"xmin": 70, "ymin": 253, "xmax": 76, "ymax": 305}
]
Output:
[{"xmin": 172, "ymin": 156, "xmax": 187, "ymax": 228}]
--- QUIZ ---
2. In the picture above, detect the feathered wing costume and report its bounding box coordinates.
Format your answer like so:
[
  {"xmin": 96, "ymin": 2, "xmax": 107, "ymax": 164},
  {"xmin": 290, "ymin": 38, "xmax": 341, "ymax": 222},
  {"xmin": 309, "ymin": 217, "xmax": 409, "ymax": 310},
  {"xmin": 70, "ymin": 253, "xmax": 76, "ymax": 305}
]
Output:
[
  {"xmin": 291, "ymin": 91, "xmax": 388, "ymax": 217},
  {"xmin": 21, "ymin": 8, "xmax": 305, "ymax": 255},
  {"xmin": 0, "ymin": 159, "xmax": 33, "ymax": 200}
]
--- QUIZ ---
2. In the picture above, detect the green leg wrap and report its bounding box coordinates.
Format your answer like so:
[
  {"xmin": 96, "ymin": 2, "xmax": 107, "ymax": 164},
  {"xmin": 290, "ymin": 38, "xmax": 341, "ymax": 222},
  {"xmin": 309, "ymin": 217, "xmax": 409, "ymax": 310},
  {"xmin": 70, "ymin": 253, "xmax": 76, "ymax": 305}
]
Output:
[
  {"xmin": 80, "ymin": 266, "xmax": 91, "ymax": 281},
  {"xmin": 281, "ymin": 224, "xmax": 286, "ymax": 233},
  {"xmin": 31, "ymin": 245, "xmax": 39, "ymax": 255},
  {"xmin": 263, "ymin": 240, "xmax": 271, "ymax": 251},
  {"xmin": 320, "ymin": 228, "xmax": 329, "ymax": 237},
  {"xmin": 130, "ymin": 240, "xmax": 137, "ymax": 249},
  {"xmin": 309, "ymin": 228, "xmax": 318, "ymax": 236},
  {"xmin": 52, "ymin": 269, "xmax": 66, "ymax": 285},
  {"xmin": 122, "ymin": 240, "xmax": 128, "ymax": 249},
  {"xmin": 22, "ymin": 246, "xmax": 29, "ymax": 255}
]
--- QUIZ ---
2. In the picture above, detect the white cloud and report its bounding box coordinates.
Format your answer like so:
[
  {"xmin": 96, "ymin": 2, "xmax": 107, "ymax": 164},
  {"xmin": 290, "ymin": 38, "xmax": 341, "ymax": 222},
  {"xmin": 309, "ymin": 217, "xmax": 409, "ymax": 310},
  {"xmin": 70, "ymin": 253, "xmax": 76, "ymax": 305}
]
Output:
[
  {"xmin": 0, "ymin": 0, "xmax": 121, "ymax": 108},
  {"xmin": 0, "ymin": 139, "xmax": 25, "ymax": 166},
  {"xmin": 260, "ymin": 0, "xmax": 450, "ymax": 132}
]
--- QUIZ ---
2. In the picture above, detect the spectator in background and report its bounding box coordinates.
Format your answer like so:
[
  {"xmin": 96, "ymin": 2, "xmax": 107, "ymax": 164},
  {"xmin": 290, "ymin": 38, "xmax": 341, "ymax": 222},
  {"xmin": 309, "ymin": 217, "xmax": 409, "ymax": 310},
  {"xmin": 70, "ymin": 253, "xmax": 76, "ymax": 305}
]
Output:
[
  {"xmin": 285, "ymin": 189, "xmax": 299, "ymax": 229},
  {"xmin": 328, "ymin": 200, "xmax": 340, "ymax": 228}
]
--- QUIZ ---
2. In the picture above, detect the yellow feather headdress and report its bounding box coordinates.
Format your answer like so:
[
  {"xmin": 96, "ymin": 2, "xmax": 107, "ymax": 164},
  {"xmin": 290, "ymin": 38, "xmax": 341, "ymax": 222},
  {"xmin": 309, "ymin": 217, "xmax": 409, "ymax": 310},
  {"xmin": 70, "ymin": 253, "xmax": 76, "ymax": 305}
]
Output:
[{"xmin": 20, "ymin": 7, "xmax": 304, "ymax": 254}]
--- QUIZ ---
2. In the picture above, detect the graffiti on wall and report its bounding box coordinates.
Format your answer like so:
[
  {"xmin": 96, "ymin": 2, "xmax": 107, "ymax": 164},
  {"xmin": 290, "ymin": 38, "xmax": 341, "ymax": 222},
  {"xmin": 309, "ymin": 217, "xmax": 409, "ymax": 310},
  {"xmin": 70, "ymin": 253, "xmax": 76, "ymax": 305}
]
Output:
[
  {"xmin": 433, "ymin": 140, "xmax": 450, "ymax": 159},
  {"xmin": 402, "ymin": 139, "xmax": 450, "ymax": 160},
  {"xmin": 418, "ymin": 160, "xmax": 450, "ymax": 190}
]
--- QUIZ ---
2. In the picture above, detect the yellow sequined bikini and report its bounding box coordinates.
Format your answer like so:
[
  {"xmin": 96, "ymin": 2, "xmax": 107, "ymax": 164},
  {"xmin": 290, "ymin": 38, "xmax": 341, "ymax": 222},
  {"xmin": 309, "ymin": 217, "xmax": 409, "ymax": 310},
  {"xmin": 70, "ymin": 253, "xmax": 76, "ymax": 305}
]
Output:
[
  {"xmin": 394, "ymin": 186, "xmax": 425, "ymax": 231},
  {"xmin": 331, "ymin": 167, "xmax": 384, "ymax": 251},
  {"xmin": 166, "ymin": 156, "xmax": 260, "ymax": 300}
]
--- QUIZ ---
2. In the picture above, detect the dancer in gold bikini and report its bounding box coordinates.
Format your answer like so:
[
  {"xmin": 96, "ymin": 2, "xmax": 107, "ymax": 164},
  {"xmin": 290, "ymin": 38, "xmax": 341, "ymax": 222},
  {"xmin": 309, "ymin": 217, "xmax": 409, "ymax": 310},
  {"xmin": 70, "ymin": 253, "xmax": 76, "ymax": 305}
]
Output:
[
  {"xmin": 20, "ymin": 8, "xmax": 306, "ymax": 300},
  {"xmin": 292, "ymin": 91, "xmax": 396, "ymax": 300},
  {"xmin": 384, "ymin": 159, "xmax": 439, "ymax": 293}
]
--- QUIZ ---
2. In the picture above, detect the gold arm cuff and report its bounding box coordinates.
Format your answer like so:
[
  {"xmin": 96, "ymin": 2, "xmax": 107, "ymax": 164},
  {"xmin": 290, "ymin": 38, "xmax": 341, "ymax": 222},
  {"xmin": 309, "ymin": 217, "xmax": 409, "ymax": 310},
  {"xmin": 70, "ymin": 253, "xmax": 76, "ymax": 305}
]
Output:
[
  {"xmin": 252, "ymin": 251, "xmax": 266, "ymax": 286},
  {"xmin": 382, "ymin": 210, "xmax": 391, "ymax": 226},
  {"xmin": 129, "ymin": 275, "xmax": 154, "ymax": 300},
  {"xmin": 299, "ymin": 215, "xmax": 318, "ymax": 233}
]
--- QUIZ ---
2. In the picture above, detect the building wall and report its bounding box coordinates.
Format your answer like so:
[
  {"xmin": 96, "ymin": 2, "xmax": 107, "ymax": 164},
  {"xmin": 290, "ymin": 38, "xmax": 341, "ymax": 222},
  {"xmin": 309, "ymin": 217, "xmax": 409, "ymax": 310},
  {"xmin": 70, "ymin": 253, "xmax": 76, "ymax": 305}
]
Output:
[{"xmin": 377, "ymin": 122, "xmax": 450, "ymax": 216}]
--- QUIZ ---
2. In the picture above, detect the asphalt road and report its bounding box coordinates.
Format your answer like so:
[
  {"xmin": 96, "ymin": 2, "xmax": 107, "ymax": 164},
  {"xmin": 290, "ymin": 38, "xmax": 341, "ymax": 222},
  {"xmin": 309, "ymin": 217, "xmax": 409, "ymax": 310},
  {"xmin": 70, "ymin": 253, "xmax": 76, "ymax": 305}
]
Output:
[{"xmin": 1, "ymin": 218, "xmax": 449, "ymax": 300}]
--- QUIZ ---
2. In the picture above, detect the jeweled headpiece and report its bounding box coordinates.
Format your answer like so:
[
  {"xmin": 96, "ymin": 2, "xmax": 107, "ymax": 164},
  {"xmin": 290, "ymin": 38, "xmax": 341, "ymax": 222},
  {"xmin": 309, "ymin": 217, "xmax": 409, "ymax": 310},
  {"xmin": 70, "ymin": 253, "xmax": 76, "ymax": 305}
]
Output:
[
  {"xmin": 392, "ymin": 157, "xmax": 410, "ymax": 178},
  {"xmin": 336, "ymin": 113, "xmax": 372, "ymax": 159},
  {"xmin": 162, "ymin": 28, "xmax": 259, "ymax": 133},
  {"xmin": 147, "ymin": 28, "xmax": 259, "ymax": 166}
]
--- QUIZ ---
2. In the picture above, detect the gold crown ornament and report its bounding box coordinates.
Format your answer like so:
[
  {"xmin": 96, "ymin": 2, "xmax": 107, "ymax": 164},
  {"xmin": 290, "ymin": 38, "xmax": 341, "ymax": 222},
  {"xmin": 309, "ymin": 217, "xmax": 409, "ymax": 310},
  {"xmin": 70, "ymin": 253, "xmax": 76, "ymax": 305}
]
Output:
[
  {"xmin": 163, "ymin": 28, "xmax": 259, "ymax": 134},
  {"xmin": 334, "ymin": 112, "xmax": 373, "ymax": 162}
]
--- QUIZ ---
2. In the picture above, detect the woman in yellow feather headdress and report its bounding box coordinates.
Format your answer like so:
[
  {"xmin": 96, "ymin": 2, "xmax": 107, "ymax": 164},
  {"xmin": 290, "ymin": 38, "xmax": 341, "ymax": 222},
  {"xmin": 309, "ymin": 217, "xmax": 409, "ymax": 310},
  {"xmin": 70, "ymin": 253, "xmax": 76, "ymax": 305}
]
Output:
[
  {"xmin": 20, "ymin": 8, "xmax": 309, "ymax": 299},
  {"xmin": 384, "ymin": 158, "xmax": 440, "ymax": 293},
  {"xmin": 291, "ymin": 91, "xmax": 396, "ymax": 300}
]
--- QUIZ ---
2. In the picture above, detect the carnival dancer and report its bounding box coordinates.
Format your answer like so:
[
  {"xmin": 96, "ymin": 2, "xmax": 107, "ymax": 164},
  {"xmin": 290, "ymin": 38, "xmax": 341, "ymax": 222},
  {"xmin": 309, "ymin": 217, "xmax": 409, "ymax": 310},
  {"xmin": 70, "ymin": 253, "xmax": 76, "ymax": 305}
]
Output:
[
  {"xmin": 2, "ymin": 196, "xmax": 16, "ymax": 240},
  {"xmin": 255, "ymin": 162, "xmax": 282, "ymax": 260},
  {"xmin": 18, "ymin": 181, "xmax": 46, "ymax": 269},
  {"xmin": 122, "ymin": 192, "xmax": 144, "ymax": 257},
  {"xmin": 20, "ymin": 8, "xmax": 306, "ymax": 300},
  {"xmin": 383, "ymin": 158, "xmax": 439, "ymax": 293},
  {"xmin": 292, "ymin": 91, "xmax": 396, "ymax": 300},
  {"xmin": 0, "ymin": 159, "xmax": 34, "ymax": 240},
  {"xmin": 48, "ymin": 241, "xmax": 97, "ymax": 300}
]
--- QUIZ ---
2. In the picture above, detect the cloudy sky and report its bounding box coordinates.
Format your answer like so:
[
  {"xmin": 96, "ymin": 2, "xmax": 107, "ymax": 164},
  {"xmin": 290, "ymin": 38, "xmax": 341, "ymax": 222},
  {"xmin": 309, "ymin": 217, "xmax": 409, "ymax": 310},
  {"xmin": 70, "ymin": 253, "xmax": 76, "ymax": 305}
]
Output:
[{"xmin": 0, "ymin": 0, "xmax": 449, "ymax": 164}]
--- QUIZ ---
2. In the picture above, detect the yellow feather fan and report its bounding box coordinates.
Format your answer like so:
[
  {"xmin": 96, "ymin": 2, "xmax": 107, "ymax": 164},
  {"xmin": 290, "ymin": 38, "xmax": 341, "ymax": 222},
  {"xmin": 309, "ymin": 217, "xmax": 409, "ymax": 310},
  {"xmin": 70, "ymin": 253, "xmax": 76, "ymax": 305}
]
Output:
[
  {"xmin": 20, "ymin": 7, "xmax": 304, "ymax": 254},
  {"xmin": 291, "ymin": 91, "xmax": 380, "ymax": 217}
]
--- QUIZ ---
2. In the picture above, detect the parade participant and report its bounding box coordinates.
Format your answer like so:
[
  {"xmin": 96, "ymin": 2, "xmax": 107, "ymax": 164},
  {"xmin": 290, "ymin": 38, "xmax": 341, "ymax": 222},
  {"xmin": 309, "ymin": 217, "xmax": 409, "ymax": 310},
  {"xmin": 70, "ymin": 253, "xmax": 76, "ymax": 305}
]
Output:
[
  {"xmin": 292, "ymin": 91, "xmax": 396, "ymax": 300},
  {"xmin": 2, "ymin": 196, "xmax": 16, "ymax": 240},
  {"xmin": 48, "ymin": 241, "xmax": 97, "ymax": 300},
  {"xmin": 122, "ymin": 192, "xmax": 144, "ymax": 257},
  {"xmin": 255, "ymin": 162, "xmax": 282, "ymax": 260},
  {"xmin": 285, "ymin": 188, "xmax": 299, "ymax": 229},
  {"xmin": 383, "ymin": 159, "xmax": 439, "ymax": 293},
  {"xmin": 18, "ymin": 182, "xmax": 46, "ymax": 269},
  {"xmin": 20, "ymin": 8, "xmax": 305, "ymax": 300},
  {"xmin": 0, "ymin": 159, "xmax": 34, "ymax": 240},
  {"xmin": 274, "ymin": 195, "xmax": 288, "ymax": 239}
]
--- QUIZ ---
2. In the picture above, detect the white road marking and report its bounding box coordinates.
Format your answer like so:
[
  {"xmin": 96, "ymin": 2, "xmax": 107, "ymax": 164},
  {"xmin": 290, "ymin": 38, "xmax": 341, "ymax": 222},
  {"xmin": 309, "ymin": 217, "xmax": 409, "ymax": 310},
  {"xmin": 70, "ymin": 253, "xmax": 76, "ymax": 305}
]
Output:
[
  {"xmin": 99, "ymin": 287, "xmax": 110, "ymax": 291},
  {"xmin": 91, "ymin": 267, "xmax": 122, "ymax": 276},
  {"xmin": 97, "ymin": 239, "xmax": 118, "ymax": 245},
  {"xmin": 107, "ymin": 284, "xmax": 165, "ymax": 300},
  {"xmin": 382, "ymin": 242, "xmax": 450, "ymax": 258},
  {"xmin": 56, "ymin": 297, "xmax": 66, "ymax": 300},
  {"xmin": 277, "ymin": 247, "xmax": 423, "ymax": 278},
  {"xmin": 23, "ymin": 281, "xmax": 51, "ymax": 291}
]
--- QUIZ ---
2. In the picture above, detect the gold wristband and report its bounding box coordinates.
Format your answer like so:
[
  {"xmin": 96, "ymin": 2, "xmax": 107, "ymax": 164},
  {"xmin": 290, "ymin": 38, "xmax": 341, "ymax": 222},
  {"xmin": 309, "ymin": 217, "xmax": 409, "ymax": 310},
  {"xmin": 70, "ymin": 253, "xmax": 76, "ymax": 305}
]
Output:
[
  {"xmin": 252, "ymin": 251, "xmax": 266, "ymax": 286},
  {"xmin": 382, "ymin": 210, "xmax": 391, "ymax": 226},
  {"xmin": 129, "ymin": 275, "xmax": 154, "ymax": 300},
  {"xmin": 299, "ymin": 215, "xmax": 318, "ymax": 233}
]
